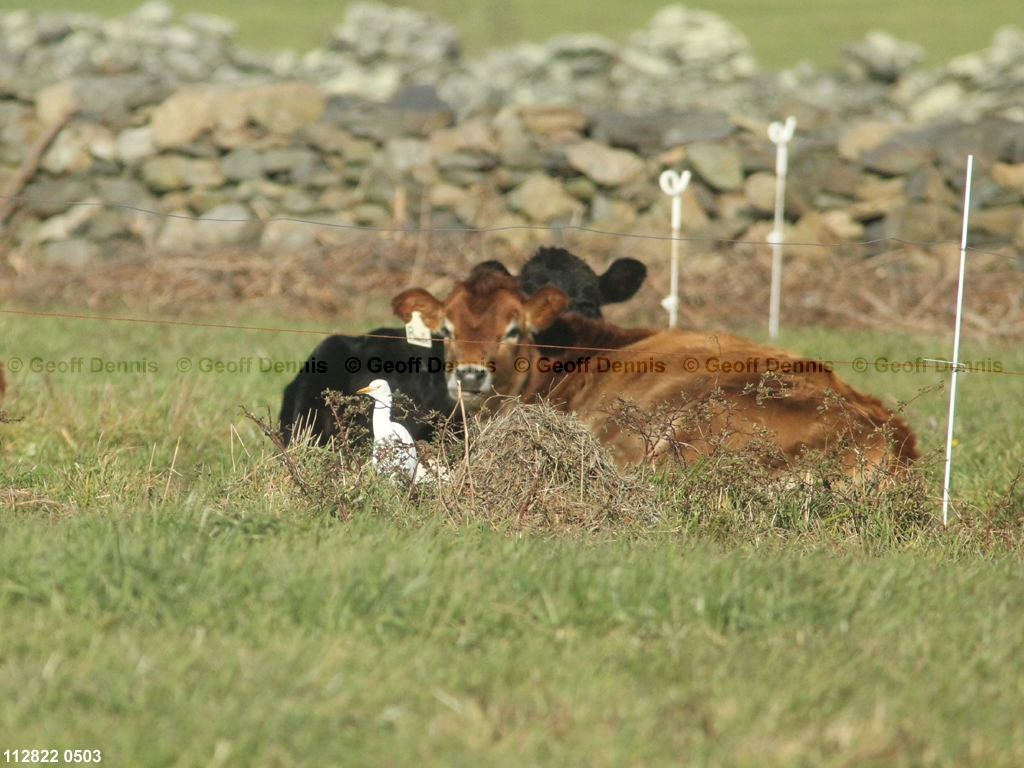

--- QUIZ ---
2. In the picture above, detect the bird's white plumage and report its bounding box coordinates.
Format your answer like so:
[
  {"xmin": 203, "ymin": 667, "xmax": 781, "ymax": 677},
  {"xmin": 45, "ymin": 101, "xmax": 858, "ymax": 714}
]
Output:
[{"xmin": 357, "ymin": 379, "xmax": 419, "ymax": 481}]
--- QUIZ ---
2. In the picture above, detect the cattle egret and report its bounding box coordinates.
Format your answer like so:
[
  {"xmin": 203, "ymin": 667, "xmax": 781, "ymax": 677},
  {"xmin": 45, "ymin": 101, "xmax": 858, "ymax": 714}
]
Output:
[{"xmin": 357, "ymin": 379, "xmax": 419, "ymax": 481}]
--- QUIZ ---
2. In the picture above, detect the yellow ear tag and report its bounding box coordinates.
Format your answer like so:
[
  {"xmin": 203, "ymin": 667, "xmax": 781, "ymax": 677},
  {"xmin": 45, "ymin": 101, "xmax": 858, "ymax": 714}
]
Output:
[{"xmin": 405, "ymin": 311, "xmax": 433, "ymax": 348}]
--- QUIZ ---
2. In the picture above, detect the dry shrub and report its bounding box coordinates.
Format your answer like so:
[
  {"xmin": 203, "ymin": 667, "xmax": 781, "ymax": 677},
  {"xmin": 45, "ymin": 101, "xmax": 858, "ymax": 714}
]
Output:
[
  {"xmin": 243, "ymin": 381, "xmax": 936, "ymax": 545},
  {"xmin": 241, "ymin": 401, "xmax": 378, "ymax": 519},
  {"xmin": 659, "ymin": 444, "xmax": 936, "ymax": 546},
  {"xmin": 605, "ymin": 386, "xmax": 938, "ymax": 546},
  {"xmin": 424, "ymin": 401, "xmax": 660, "ymax": 535}
]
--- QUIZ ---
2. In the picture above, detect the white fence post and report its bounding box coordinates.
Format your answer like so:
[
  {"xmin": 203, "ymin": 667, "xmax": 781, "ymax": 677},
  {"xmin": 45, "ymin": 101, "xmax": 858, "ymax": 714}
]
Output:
[
  {"xmin": 767, "ymin": 116, "xmax": 797, "ymax": 340},
  {"xmin": 659, "ymin": 169, "xmax": 692, "ymax": 330},
  {"xmin": 942, "ymin": 155, "xmax": 975, "ymax": 526}
]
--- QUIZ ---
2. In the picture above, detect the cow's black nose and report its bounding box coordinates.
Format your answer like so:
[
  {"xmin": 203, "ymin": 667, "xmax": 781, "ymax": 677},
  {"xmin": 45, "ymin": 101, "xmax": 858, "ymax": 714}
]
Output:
[{"xmin": 455, "ymin": 365, "xmax": 489, "ymax": 391}]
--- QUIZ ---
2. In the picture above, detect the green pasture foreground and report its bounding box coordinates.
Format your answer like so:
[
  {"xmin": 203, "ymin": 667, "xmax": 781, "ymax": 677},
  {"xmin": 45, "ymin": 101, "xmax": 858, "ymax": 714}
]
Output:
[
  {"xmin": 2, "ymin": 514, "xmax": 1024, "ymax": 766},
  {"xmin": 2, "ymin": 309, "xmax": 1024, "ymax": 764},
  {"xmin": 4, "ymin": 0, "xmax": 1023, "ymax": 68}
]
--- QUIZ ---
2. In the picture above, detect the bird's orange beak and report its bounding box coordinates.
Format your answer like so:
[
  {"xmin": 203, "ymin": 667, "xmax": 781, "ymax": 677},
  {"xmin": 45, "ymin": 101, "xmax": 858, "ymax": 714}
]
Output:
[{"xmin": 356, "ymin": 385, "xmax": 374, "ymax": 395}]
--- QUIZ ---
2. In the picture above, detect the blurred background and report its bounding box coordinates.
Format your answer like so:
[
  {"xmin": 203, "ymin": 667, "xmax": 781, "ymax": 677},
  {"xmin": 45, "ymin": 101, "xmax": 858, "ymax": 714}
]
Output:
[{"xmin": 4, "ymin": 0, "xmax": 1022, "ymax": 68}]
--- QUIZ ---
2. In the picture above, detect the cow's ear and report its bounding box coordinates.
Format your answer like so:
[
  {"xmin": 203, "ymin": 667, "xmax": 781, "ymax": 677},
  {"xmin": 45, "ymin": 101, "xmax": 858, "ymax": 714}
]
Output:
[
  {"xmin": 598, "ymin": 258, "xmax": 647, "ymax": 304},
  {"xmin": 392, "ymin": 289, "xmax": 444, "ymax": 330},
  {"xmin": 471, "ymin": 260, "xmax": 512, "ymax": 278},
  {"xmin": 524, "ymin": 286, "xmax": 570, "ymax": 332}
]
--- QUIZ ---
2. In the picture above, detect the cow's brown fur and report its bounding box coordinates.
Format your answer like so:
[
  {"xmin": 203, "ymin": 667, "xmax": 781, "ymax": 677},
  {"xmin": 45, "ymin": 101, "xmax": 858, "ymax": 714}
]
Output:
[
  {"xmin": 394, "ymin": 269, "xmax": 571, "ymax": 413},
  {"xmin": 545, "ymin": 331, "xmax": 918, "ymax": 471},
  {"xmin": 392, "ymin": 279, "xmax": 918, "ymax": 472},
  {"xmin": 0, "ymin": 361, "xmax": 6, "ymax": 399}
]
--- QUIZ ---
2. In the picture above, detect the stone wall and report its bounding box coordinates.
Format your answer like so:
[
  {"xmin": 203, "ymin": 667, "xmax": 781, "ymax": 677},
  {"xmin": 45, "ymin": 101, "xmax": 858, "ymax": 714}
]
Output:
[{"xmin": 2, "ymin": 1, "xmax": 1024, "ymax": 266}]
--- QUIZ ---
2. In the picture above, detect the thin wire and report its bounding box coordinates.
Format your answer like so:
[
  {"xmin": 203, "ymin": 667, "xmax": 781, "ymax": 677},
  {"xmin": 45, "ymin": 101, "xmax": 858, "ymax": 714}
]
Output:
[{"xmin": 4, "ymin": 191, "xmax": 1021, "ymax": 253}]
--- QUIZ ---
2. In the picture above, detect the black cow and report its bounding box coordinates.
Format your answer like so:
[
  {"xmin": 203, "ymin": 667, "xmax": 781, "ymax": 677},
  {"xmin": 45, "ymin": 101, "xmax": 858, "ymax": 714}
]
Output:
[
  {"xmin": 278, "ymin": 330, "xmax": 452, "ymax": 447},
  {"xmin": 477, "ymin": 247, "xmax": 648, "ymax": 354},
  {"xmin": 278, "ymin": 248, "xmax": 647, "ymax": 446},
  {"xmin": 518, "ymin": 246, "xmax": 647, "ymax": 318}
]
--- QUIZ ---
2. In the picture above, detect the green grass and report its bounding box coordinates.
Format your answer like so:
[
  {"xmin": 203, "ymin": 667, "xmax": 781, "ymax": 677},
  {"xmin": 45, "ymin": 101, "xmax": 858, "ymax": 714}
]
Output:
[
  {"xmin": 4, "ymin": 514, "xmax": 1024, "ymax": 766},
  {"xmin": 3, "ymin": 0, "xmax": 1023, "ymax": 68},
  {"xmin": 2, "ymin": 308, "xmax": 1024, "ymax": 764}
]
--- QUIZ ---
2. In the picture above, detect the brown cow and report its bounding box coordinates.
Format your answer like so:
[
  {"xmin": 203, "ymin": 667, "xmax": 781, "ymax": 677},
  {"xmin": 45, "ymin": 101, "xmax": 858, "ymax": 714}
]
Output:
[{"xmin": 392, "ymin": 271, "xmax": 918, "ymax": 472}]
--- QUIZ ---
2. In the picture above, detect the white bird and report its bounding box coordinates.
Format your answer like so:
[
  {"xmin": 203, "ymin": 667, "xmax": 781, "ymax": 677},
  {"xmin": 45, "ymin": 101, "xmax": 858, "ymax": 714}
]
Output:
[{"xmin": 357, "ymin": 379, "xmax": 419, "ymax": 482}]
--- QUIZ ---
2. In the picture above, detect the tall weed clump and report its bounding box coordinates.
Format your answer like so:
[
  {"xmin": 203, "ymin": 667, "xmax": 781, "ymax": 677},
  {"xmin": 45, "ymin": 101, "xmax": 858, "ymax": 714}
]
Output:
[{"xmin": 601, "ymin": 384, "xmax": 936, "ymax": 550}]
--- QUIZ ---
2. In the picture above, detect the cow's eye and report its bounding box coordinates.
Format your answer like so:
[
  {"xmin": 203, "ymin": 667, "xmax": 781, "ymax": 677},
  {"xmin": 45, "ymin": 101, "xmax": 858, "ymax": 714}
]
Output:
[
  {"xmin": 439, "ymin": 325, "xmax": 453, "ymax": 339},
  {"xmin": 503, "ymin": 327, "xmax": 520, "ymax": 341}
]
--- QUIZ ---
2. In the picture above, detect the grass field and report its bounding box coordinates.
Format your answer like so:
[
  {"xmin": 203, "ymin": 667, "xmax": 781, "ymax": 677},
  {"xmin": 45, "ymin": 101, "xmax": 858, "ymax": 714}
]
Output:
[
  {"xmin": 3, "ymin": 0, "xmax": 1023, "ymax": 68},
  {"xmin": 2, "ymin": 304, "xmax": 1024, "ymax": 765},
  {"xmin": 3, "ymin": 1, "xmax": 1024, "ymax": 761}
]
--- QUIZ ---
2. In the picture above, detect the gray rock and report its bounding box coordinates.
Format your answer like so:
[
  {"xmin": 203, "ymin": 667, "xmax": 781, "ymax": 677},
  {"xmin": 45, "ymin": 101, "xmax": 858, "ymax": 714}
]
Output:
[
  {"xmin": 435, "ymin": 150, "xmax": 494, "ymax": 173},
  {"xmin": 88, "ymin": 41, "xmax": 140, "ymax": 75},
  {"xmin": 261, "ymin": 147, "xmax": 319, "ymax": 182},
  {"xmin": 94, "ymin": 176, "xmax": 154, "ymax": 212},
  {"xmin": 789, "ymin": 149, "xmax": 861, "ymax": 199},
  {"xmin": 36, "ymin": 76, "xmax": 170, "ymax": 129},
  {"xmin": 908, "ymin": 82, "xmax": 965, "ymax": 124},
  {"xmin": 564, "ymin": 175, "xmax": 597, "ymax": 201},
  {"xmin": 141, "ymin": 156, "xmax": 225, "ymax": 191},
  {"xmin": 280, "ymin": 188, "xmax": 318, "ymax": 215},
  {"xmin": 385, "ymin": 138, "xmax": 432, "ymax": 173},
  {"xmin": 260, "ymin": 217, "xmax": 317, "ymax": 250},
  {"xmin": 243, "ymin": 82, "xmax": 325, "ymax": 134},
  {"xmin": 383, "ymin": 84, "xmax": 454, "ymax": 136},
  {"xmin": 565, "ymin": 140, "xmax": 645, "ymax": 186},
  {"xmin": 903, "ymin": 166, "xmax": 959, "ymax": 206},
  {"xmin": 362, "ymin": 173, "xmax": 397, "ymax": 210},
  {"xmin": 973, "ymin": 205, "xmax": 1024, "ymax": 238},
  {"xmin": 329, "ymin": 3, "xmax": 460, "ymax": 68},
  {"xmin": 861, "ymin": 141, "xmax": 934, "ymax": 177},
  {"xmin": 221, "ymin": 146, "xmax": 264, "ymax": 181},
  {"xmin": 588, "ymin": 109, "xmax": 667, "ymax": 156},
  {"xmin": 195, "ymin": 202, "xmax": 260, "ymax": 247},
  {"xmin": 686, "ymin": 140, "xmax": 743, "ymax": 191},
  {"xmin": 662, "ymin": 111, "xmax": 736, "ymax": 147},
  {"xmin": 154, "ymin": 210, "xmax": 197, "ymax": 250},
  {"xmin": 20, "ymin": 177, "xmax": 94, "ymax": 217},
  {"xmin": 507, "ymin": 172, "xmax": 584, "ymax": 223},
  {"xmin": 351, "ymin": 203, "xmax": 389, "ymax": 224},
  {"xmin": 36, "ymin": 199, "xmax": 101, "ymax": 242},
  {"xmin": 41, "ymin": 123, "xmax": 114, "ymax": 174},
  {"xmin": 84, "ymin": 208, "xmax": 129, "ymax": 239},
  {"xmin": 40, "ymin": 238, "xmax": 99, "ymax": 266},
  {"xmin": 150, "ymin": 87, "xmax": 216, "ymax": 148},
  {"xmin": 621, "ymin": 5, "xmax": 757, "ymax": 83},
  {"xmin": 842, "ymin": 31, "xmax": 924, "ymax": 82},
  {"xmin": 115, "ymin": 126, "xmax": 156, "ymax": 164},
  {"xmin": 187, "ymin": 187, "xmax": 233, "ymax": 215},
  {"xmin": 991, "ymin": 161, "xmax": 1024, "ymax": 191},
  {"xmin": 128, "ymin": 0, "xmax": 175, "ymax": 26},
  {"xmin": 884, "ymin": 203, "xmax": 960, "ymax": 243},
  {"xmin": 744, "ymin": 171, "xmax": 776, "ymax": 214},
  {"xmin": 519, "ymin": 105, "xmax": 588, "ymax": 136},
  {"xmin": 298, "ymin": 122, "xmax": 356, "ymax": 154}
]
